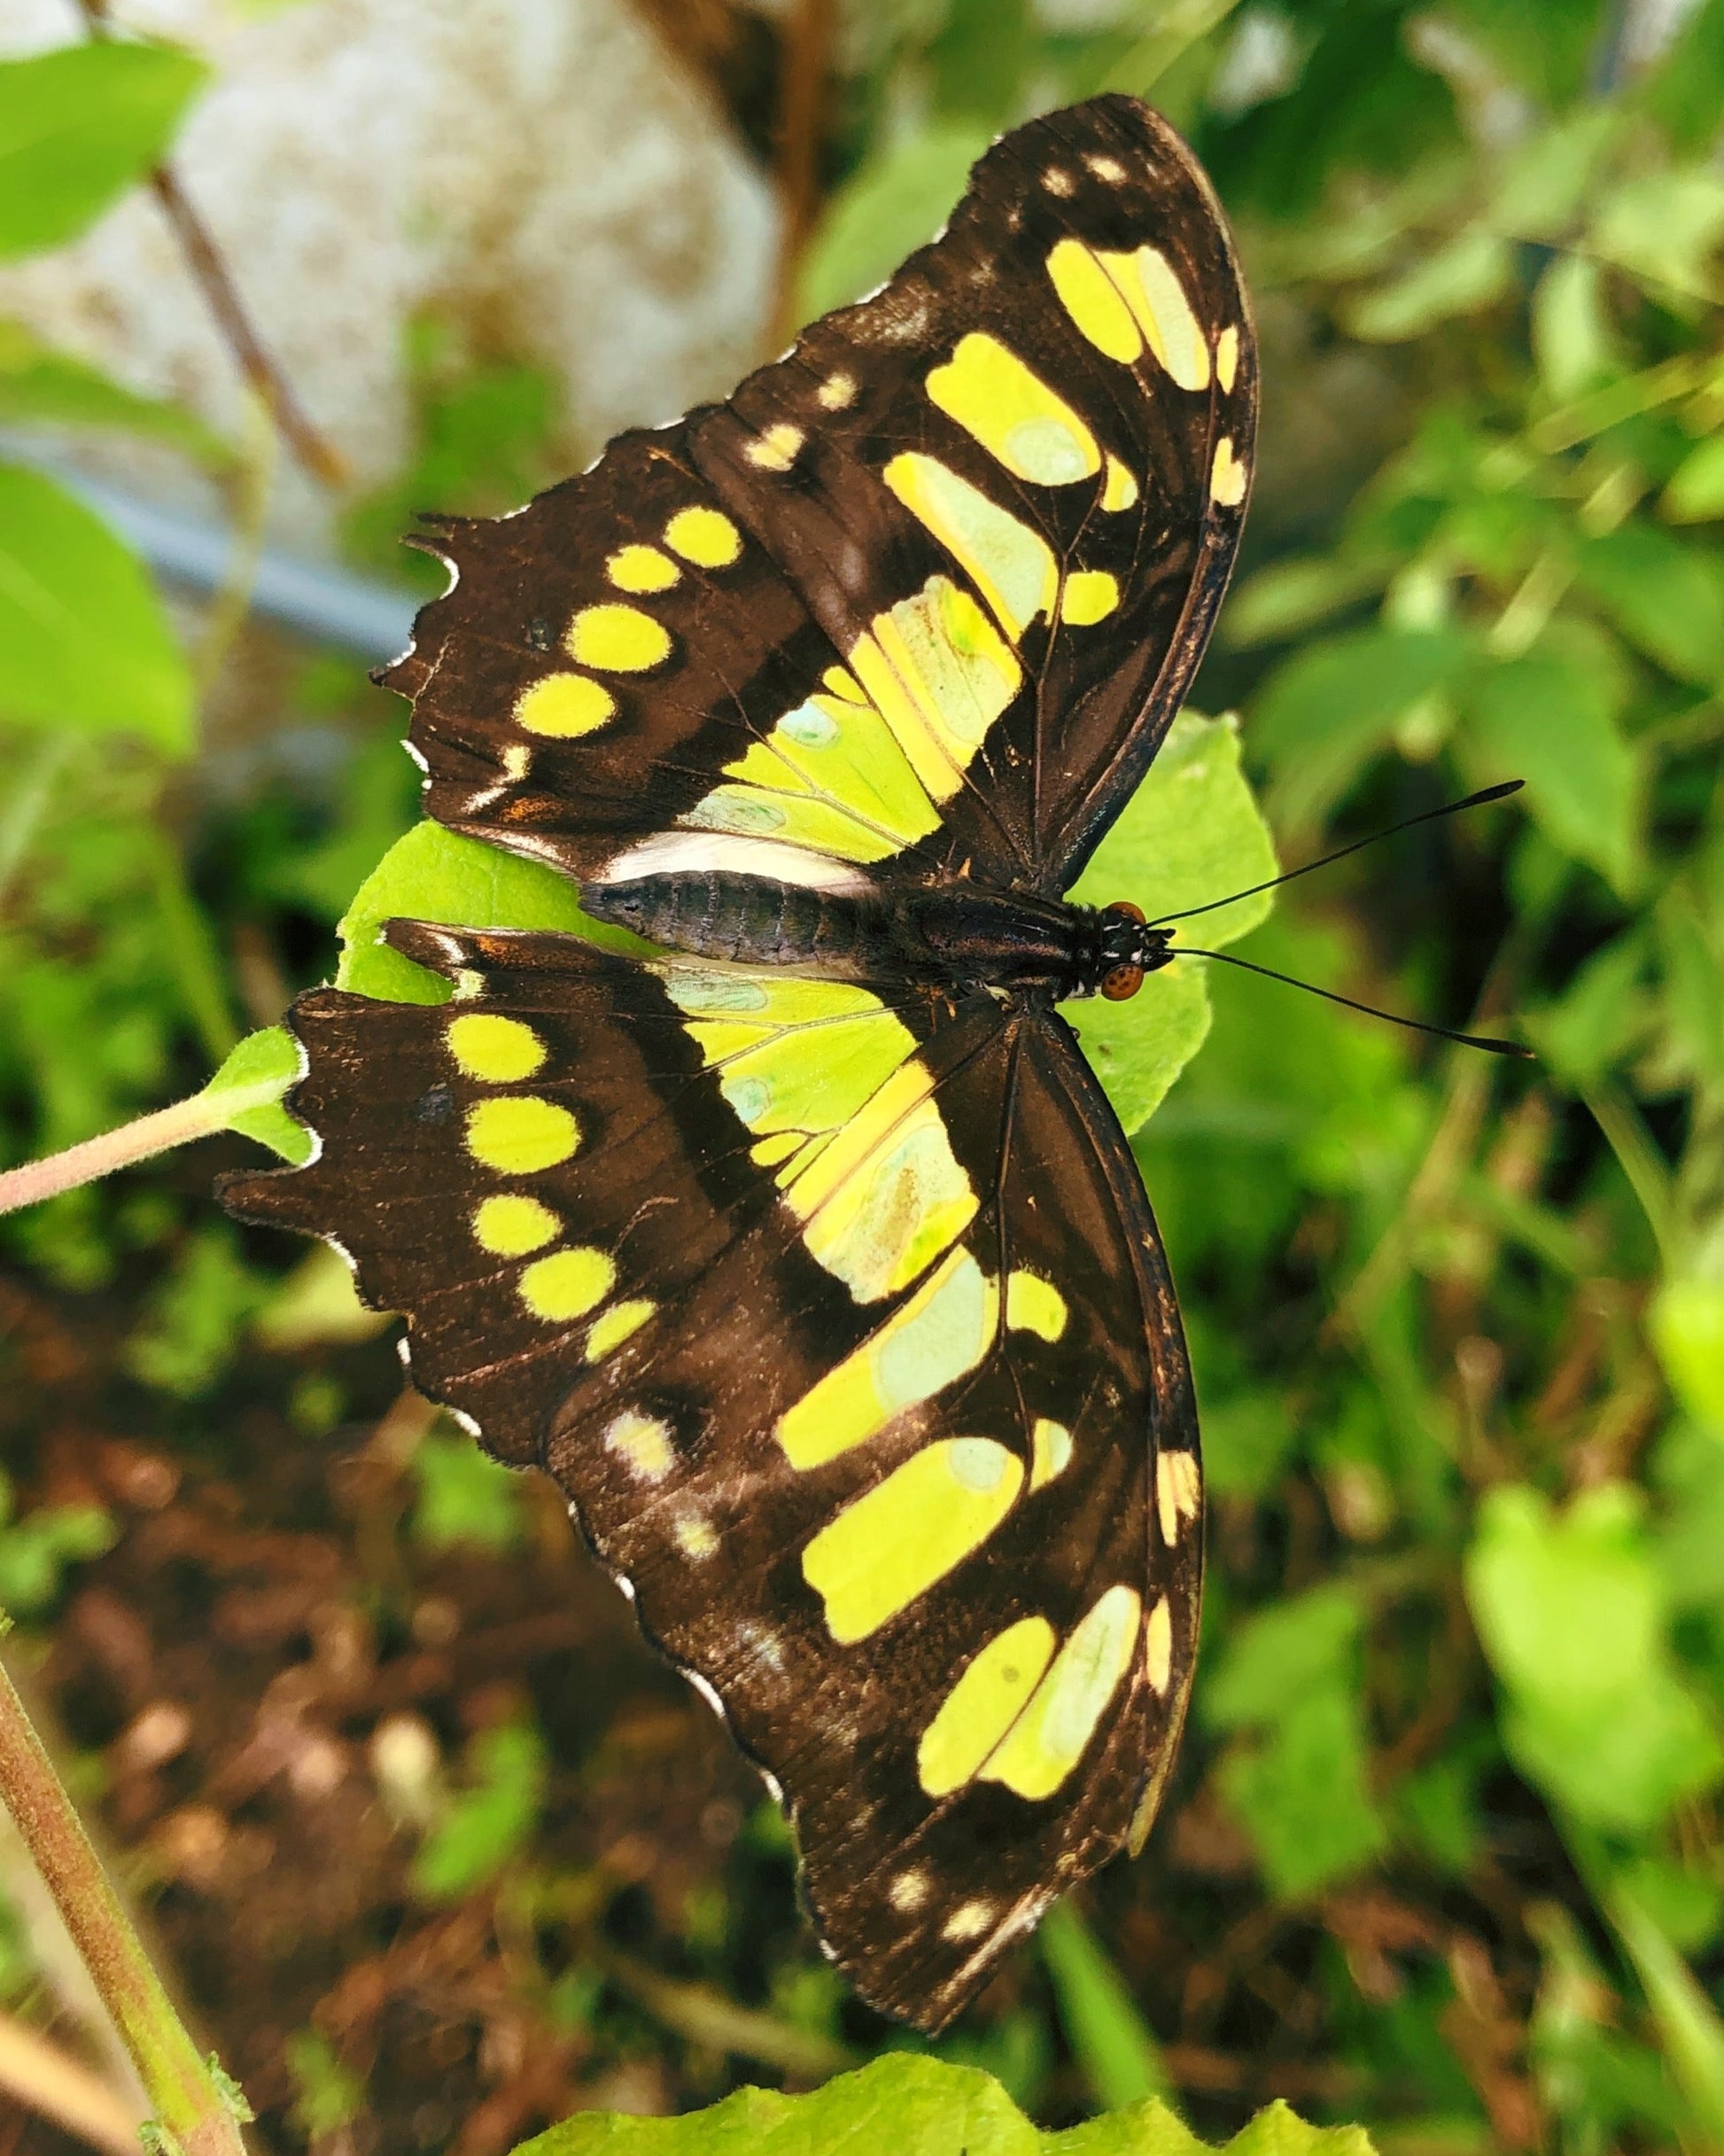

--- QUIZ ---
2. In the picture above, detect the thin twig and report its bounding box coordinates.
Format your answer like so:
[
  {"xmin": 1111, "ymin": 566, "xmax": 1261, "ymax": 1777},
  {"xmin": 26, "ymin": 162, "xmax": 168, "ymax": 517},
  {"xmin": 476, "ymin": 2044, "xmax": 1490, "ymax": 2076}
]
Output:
[
  {"xmin": 147, "ymin": 169, "xmax": 348, "ymax": 488},
  {"xmin": 0, "ymin": 1076, "xmax": 286, "ymax": 1219},
  {"xmin": 74, "ymin": 0, "xmax": 347, "ymax": 488},
  {"xmin": 0, "ymin": 1642, "xmax": 250, "ymax": 2156},
  {"xmin": 767, "ymin": 0, "xmax": 836, "ymax": 352}
]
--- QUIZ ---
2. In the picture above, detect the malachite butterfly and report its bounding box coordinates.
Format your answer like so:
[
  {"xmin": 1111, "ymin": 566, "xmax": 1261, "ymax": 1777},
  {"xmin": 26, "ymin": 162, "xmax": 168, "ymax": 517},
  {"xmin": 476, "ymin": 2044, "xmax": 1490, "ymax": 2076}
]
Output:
[{"xmin": 223, "ymin": 93, "xmax": 1255, "ymax": 2031}]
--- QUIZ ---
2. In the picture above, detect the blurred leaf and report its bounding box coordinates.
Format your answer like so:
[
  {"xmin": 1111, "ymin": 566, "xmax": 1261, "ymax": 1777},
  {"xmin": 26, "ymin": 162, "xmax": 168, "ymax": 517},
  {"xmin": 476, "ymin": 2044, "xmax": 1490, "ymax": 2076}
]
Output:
[
  {"xmin": 1205, "ymin": 1584, "xmax": 1363, "ymax": 1727},
  {"xmin": 1662, "ymin": 431, "xmax": 1724, "ymax": 523},
  {"xmin": 124, "ymin": 1223, "xmax": 266, "ymax": 1398},
  {"xmin": 1253, "ymin": 628, "xmax": 1473, "ymax": 833},
  {"xmin": 512, "ymin": 2052, "xmax": 1377, "ymax": 2154},
  {"xmin": 1602, "ymin": 1873, "xmax": 1724, "ymax": 2151},
  {"xmin": 797, "ymin": 125, "xmax": 990, "ymax": 325},
  {"xmin": 1573, "ymin": 523, "xmax": 1724, "ymax": 684},
  {"xmin": 1650, "ymin": 1279, "xmax": 1724, "ymax": 1432},
  {"xmin": 1039, "ymin": 1903, "xmax": 1169, "ymax": 2110},
  {"xmin": 1466, "ymin": 1484, "xmax": 1723, "ymax": 1831},
  {"xmin": 1219, "ymin": 1685, "xmax": 1388, "ymax": 1899},
  {"xmin": 0, "ymin": 41, "xmax": 206, "ymax": 260},
  {"xmin": 1529, "ymin": 930, "xmax": 1652, "ymax": 1087},
  {"xmin": 1343, "ymin": 230, "xmax": 1512, "ymax": 343},
  {"xmin": 410, "ymin": 1429, "xmax": 525, "ymax": 1553},
  {"xmin": 1460, "ymin": 641, "xmax": 1642, "ymax": 893},
  {"xmin": 1065, "ymin": 711, "xmax": 1278, "ymax": 1132},
  {"xmin": 335, "ymin": 821, "xmax": 638, "ymax": 1006},
  {"xmin": 0, "ymin": 1470, "xmax": 113, "ymax": 1615},
  {"xmin": 0, "ymin": 318, "xmax": 229, "ymax": 463},
  {"xmin": 931, "ymin": 0, "xmax": 1029, "ymax": 123},
  {"xmin": 1589, "ymin": 167, "xmax": 1724, "ymax": 305},
  {"xmin": 413, "ymin": 1718, "xmax": 545, "ymax": 1899},
  {"xmin": 1638, "ymin": 0, "xmax": 1724, "ymax": 153},
  {"xmin": 1488, "ymin": 106, "xmax": 1619, "ymax": 240},
  {"xmin": 1101, "ymin": 0, "xmax": 1247, "ymax": 98},
  {"xmin": 285, "ymin": 2029, "xmax": 366, "ymax": 2140},
  {"xmin": 1532, "ymin": 255, "xmax": 1619, "ymax": 401},
  {"xmin": 0, "ymin": 464, "xmax": 192, "ymax": 750},
  {"xmin": 1221, "ymin": 554, "xmax": 1394, "ymax": 650},
  {"xmin": 252, "ymin": 1241, "xmax": 390, "ymax": 1351},
  {"xmin": 201, "ymin": 1024, "xmax": 311, "ymax": 1164}
]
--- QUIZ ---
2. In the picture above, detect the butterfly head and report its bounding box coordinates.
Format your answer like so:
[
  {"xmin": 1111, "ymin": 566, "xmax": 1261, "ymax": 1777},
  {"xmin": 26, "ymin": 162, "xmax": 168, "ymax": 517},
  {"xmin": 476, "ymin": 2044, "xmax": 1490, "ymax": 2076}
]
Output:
[{"xmin": 1097, "ymin": 901, "xmax": 1175, "ymax": 1000}]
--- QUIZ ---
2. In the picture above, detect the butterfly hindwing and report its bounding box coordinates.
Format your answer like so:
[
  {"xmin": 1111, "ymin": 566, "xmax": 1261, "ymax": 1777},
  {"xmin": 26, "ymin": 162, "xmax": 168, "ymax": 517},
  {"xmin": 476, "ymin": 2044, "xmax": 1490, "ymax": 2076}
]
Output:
[
  {"xmin": 223, "ymin": 918, "xmax": 1196, "ymax": 2028},
  {"xmin": 391, "ymin": 94, "xmax": 1254, "ymax": 897}
]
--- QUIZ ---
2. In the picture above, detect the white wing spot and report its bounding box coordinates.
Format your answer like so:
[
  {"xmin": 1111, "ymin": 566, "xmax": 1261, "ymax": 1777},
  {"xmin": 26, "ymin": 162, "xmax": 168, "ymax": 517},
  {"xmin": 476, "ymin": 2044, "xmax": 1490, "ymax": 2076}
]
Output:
[{"xmin": 943, "ymin": 1898, "xmax": 994, "ymax": 1942}]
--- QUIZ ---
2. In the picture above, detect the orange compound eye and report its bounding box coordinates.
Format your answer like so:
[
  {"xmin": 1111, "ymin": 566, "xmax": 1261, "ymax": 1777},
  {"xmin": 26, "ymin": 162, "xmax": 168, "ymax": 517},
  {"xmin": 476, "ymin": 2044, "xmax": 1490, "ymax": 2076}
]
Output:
[
  {"xmin": 1101, "ymin": 965, "xmax": 1144, "ymax": 1000},
  {"xmin": 1106, "ymin": 899, "xmax": 1146, "ymax": 925}
]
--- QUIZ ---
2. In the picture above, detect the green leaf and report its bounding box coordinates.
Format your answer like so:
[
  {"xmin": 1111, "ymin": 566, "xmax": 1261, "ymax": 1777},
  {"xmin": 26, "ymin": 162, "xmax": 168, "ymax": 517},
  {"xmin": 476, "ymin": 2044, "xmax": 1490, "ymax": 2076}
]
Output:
[
  {"xmin": 509, "ymin": 2053, "xmax": 1377, "ymax": 2156},
  {"xmin": 0, "ymin": 41, "xmax": 207, "ymax": 261},
  {"xmin": 1573, "ymin": 524, "xmax": 1724, "ymax": 683},
  {"xmin": 1650, "ymin": 1278, "xmax": 1724, "ymax": 1432},
  {"xmin": 1038, "ymin": 1903, "xmax": 1169, "ymax": 2111},
  {"xmin": 413, "ymin": 1720, "xmax": 546, "ymax": 1899},
  {"xmin": 1529, "ymin": 930, "xmax": 1653, "ymax": 1087},
  {"xmin": 1532, "ymin": 254, "xmax": 1619, "ymax": 402},
  {"xmin": 0, "ymin": 318, "xmax": 229, "ymax": 463},
  {"xmin": 1252, "ymin": 627, "xmax": 1473, "ymax": 834},
  {"xmin": 123, "ymin": 1222, "xmax": 266, "ymax": 1398},
  {"xmin": 1203, "ymin": 1585, "xmax": 1364, "ymax": 1729},
  {"xmin": 0, "ymin": 463, "xmax": 193, "ymax": 749},
  {"xmin": 1603, "ymin": 1875, "xmax": 1724, "ymax": 2150},
  {"xmin": 797, "ymin": 125, "xmax": 990, "ymax": 326},
  {"xmin": 1342, "ymin": 229, "xmax": 1513, "ymax": 343},
  {"xmin": 1063, "ymin": 711, "xmax": 1278, "ymax": 1134},
  {"xmin": 1589, "ymin": 167, "xmax": 1724, "ymax": 306},
  {"xmin": 1662, "ymin": 432, "xmax": 1724, "ymax": 524},
  {"xmin": 334, "ymin": 820, "xmax": 640, "ymax": 1005},
  {"xmin": 1466, "ymin": 1483, "xmax": 1724, "ymax": 1831},
  {"xmin": 200, "ymin": 1024, "xmax": 311, "ymax": 1164},
  {"xmin": 1460, "ymin": 640, "xmax": 1642, "ymax": 893},
  {"xmin": 410, "ymin": 1429, "xmax": 525, "ymax": 1553}
]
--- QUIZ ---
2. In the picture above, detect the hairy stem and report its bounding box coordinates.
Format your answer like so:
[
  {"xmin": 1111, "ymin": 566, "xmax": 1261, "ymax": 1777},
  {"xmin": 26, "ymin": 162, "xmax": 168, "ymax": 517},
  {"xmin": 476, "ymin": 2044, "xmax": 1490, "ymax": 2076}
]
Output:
[
  {"xmin": 0, "ymin": 1645, "xmax": 248, "ymax": 2156},
  {"xmin": 0, "ymin": 1077, "xmax": 285, "ymax": 1219}
]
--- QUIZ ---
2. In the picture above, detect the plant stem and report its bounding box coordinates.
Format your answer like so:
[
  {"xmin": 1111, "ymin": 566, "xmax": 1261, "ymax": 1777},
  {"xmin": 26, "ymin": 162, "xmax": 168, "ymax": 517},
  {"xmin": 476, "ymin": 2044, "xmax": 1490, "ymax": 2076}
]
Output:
[
  {"xmin": 0, "ymin": 1645, "xmax": 248, "ymax": 2156},
  {"xmin": 0, "ymin": 1078, "xmax": 284, "ymax": 1219}
]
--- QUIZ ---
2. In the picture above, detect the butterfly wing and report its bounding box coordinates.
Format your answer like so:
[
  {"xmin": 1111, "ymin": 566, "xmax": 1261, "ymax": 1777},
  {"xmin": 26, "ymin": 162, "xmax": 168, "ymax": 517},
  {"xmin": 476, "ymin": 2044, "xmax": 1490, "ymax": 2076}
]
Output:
[
  {"xmin": 392, "ymin": 92, "xmax": 1254, "ymax": 899},
  {"xmin": 222, "ymin": 933, "xmax": 1197, "ymax": 2030}
]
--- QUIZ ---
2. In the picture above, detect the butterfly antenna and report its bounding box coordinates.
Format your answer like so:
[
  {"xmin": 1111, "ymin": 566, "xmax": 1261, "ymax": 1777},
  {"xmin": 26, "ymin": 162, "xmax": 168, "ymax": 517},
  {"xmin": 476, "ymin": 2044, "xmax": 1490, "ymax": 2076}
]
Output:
[
  {"xmin": 1173, "ymin": 945, "xmax": 1534, "ymax": 1057},
  {"xmin": 1145, "ymin": 780, "xmax": 1525, "ymax": 930}
]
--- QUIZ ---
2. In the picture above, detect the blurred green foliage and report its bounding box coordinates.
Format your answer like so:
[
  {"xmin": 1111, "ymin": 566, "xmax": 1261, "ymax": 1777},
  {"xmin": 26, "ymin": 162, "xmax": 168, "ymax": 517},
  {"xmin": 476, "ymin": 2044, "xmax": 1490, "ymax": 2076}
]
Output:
[{"xmin": 4, "ymin": 0, "xmax": 1724, "ymax": 2149}]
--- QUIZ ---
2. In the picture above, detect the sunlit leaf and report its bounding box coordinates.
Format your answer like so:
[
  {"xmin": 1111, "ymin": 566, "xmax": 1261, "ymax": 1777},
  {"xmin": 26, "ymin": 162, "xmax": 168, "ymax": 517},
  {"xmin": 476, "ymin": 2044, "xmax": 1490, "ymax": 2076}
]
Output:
[
  {"xmin": 0, "ymin": 318, "xmax": 229, "ymax": 463},
  {"xmin": 1466, "ymin": 1483, "xmax": 1724, "ymax": 1832},
  {"xmin": 0, "ymin": 464, "xmax": 192, "ymax": 750},
  {"xmin": 1650, "ymin": 1279, "xmax": 1724, "ymax": 1433},
  {"xmin": 797, "ymin": 125, "xmax": 990, "ymax": 325},
  {"xmin": 511, "ymin": 2053, "xmax": 1377, "ymax": 2156},
  {"xmin": 1460, "ymin": 639, "xmax": 1642, "ymax": 894},
  {"xmin": 202, "ymin": 1024, "xmax": 310, "ymax": 1164},
  {"xmin": 1343, "ymin": 229, "xmax": 1512, "ymax": 342},
  {"xmin": 1573, "ymin": 523, "xmax": 1724, "ymax": 684},
  {"xmin": 0, "ymin": 41, "xmax": 206, "ymax": 260},
  {"xmin": 1064, "ymin": 711, "xmax": 1278, "ymax": 1133},
  {"xmin": 1662, "ymin": 432, "xmax": 1724, "ymax": 524},
  {"xmin": 1590, "ymin": 167, "xmax": 1724, "ymax": 305}
]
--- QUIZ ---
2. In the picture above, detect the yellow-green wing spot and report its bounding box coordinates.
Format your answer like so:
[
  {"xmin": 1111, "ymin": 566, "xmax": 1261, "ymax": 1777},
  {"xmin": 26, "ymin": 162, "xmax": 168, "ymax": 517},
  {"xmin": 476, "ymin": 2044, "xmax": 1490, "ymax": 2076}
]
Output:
[
  {"xmin": 776, "ymin": 1249, "xmax": 998, "ymax": 1469},
  {"xmin": 1144, "ymin": 1594, "xmax": 1173, "ymax": 1695},
  {"xmin": 802, "ymin": 1437, "xmax": 1024, "ymax": 1644},
  {"xmin": 519, "ymin": 1245, "xmax": 616, "ymax": 1321},
  {"xmin": 917, "ymin": 1615, "xmax": 1058, "ymax": 1796},
  {"xmin": 681, "ymin": 665, "xmax": 946, "ymax": 863},
  {"xmin": 586, "ymin": 1297, "xmax": 656, "ymax": 1361},
  {"xmin": 980, "ymin": 1584, "xmax": 1143, "ymax": 1802},
  {"xmin": 447, "ymin": 1013, "xmax": 547, "ymax": 1083},
  {"xmin": 603, "ymin": 1410, "xmax": 675, "ymax": 1483},
  {"xmin": 882, "ymin": 461, "xmax": 1055, "ymax": 644},
  {"xmin": 465, "ymin": 1096, "xmax": 580, "ymax": 1174},
  {"xmin": 471, "ymin": 1193, "xmax": 560, "ymax": 1257},
  {"xmin": 1157, "ymin": 1449, "xmax": 1200, "ymax": 1544},
  {"xmin": 1029, "ymin": 1417, "xmax": 1072, "ymax": 1490},
  {"xmin": 1045, "ymin": 237, "xmax": 1211, "ymax": 392},
  {"xmin": 925, "ymin": 332, "xmax": 1101, "ymax": 486},
  {"xmin": 656, "ymin": 969, "xmax": 979, "ymax": 1304}
]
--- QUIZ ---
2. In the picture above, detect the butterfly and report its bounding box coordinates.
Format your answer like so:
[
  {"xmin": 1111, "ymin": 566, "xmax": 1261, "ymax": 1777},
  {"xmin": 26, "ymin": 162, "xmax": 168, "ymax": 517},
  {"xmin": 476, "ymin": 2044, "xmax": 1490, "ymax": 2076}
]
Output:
[{"xmin": 222, "ymin": 91, "xmax": 1255, "ymax": 2033}]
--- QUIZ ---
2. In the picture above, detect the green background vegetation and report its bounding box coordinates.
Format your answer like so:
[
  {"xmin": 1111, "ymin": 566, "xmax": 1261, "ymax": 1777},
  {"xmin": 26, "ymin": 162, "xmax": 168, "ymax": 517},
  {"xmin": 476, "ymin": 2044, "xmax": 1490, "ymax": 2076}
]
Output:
[{"xmin": 3, "ymin": 0, "xmax": 1724, "ymax": 2150}]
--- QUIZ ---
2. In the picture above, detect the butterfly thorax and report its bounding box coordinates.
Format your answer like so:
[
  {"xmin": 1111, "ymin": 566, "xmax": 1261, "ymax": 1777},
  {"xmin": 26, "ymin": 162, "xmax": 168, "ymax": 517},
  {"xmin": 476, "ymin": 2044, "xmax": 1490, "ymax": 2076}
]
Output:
[{"xmin": 582, "ymin": 871, "xmax": 1173, "ymax": 1000}]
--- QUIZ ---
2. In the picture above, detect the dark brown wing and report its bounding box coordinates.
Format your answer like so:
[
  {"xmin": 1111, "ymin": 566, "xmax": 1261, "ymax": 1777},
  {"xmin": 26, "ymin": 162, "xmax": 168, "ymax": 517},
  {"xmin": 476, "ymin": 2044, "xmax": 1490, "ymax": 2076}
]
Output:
[
  {"xmin": 221, "ymin": 927, "xmax": 1199, "ymax": 2030},
  {"xmin": 389, "ymin": 94, "xmax": 1255, "ymax": 899}
]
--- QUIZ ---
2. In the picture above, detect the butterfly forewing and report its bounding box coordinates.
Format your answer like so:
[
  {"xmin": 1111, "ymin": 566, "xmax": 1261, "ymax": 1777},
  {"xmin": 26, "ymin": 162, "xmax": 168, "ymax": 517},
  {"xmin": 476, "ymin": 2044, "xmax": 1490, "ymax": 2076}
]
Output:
[
  {"xmin": 225, "ymin": 91, "xmax": 1247, "ymax": 2030},
  {"xmin": 391, "ymin": 95, "xmax": 1254, "ymax": 899}
]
